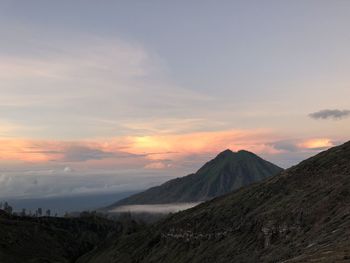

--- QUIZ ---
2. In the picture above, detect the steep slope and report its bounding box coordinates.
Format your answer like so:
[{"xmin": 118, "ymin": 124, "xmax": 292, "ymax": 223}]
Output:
[
  {"xmin": 106, "ymin": 149, "xmax": 282, "ymax": 208},
  {"xmin": 81, "ymin": 141, "xmax": 350, "ymax": 263}
]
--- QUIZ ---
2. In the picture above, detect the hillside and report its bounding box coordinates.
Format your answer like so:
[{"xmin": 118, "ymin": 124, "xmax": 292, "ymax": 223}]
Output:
[
  {"xmin": 80, "ymin": 141, "xmax": 350, "ymax": 263},
  {"xmin": 0, "ymin": 212, "xmax": 134, "ymax": 263},
  {"xmin": 106, "ymin": 149, "xmax": 283, "ymax": 209}
]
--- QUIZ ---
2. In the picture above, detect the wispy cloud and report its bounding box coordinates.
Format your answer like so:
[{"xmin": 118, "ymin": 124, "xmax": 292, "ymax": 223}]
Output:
[
  {"xmin": 309, "ymin": 109, "xmax": 350, "ymax": 120},
  {"xmin": 0, "ymin": 34, "xmax": 215, "ymax": 140}
]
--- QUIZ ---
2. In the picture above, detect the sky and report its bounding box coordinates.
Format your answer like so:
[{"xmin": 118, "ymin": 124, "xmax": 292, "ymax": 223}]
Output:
[{"xmin": 0, "ymin": 0, "xmax": 349, "ymax": 199}]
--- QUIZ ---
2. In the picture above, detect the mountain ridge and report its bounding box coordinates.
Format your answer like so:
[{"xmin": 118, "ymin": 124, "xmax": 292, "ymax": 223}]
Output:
[{"xmin": 105, "ymin": 149, "xmax": 283, "ymax": 209}]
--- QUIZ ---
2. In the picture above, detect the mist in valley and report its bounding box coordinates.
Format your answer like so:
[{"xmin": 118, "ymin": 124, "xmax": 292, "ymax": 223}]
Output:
[{"xmin": 110, "ymin": 202, "xmax": 201, "ymax": 214}]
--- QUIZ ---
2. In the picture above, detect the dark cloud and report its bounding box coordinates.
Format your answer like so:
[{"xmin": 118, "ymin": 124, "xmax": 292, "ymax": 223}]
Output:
[
  {"xmin": 269, "ymin": 140, "xmax": 299, "ymax": 152},
  {"xmin": 266, "ymin": 139, "xmax": 340, "ymax": 168},
  {"xmin": 62, "ymin": 146, "xmax": 139, "ymax": 162},
  {"xmin": 269, "ymin": 139, "xmax": 342, "ymax": 153},
  {"xmin": 309, "ymin": 109, "xmax": 350, "ymax": 120},
  {"xmin": 63, "ymin": 146, "xmax": 107, "ymax": 162}
]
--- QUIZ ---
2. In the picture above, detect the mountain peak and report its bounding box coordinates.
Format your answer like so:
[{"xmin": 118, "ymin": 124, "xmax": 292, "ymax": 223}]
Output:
[
  {"xmin": 237, "ymin": 149, "xmax": 252, "ymax": 153},
  {"xmin": 215, "ymin": 149, "xmax": 258, "ymax": 161},
  {"xmin": 217, "ymin": 149, "xmax": 235, "ymax": 158},
  {"xmin": 217, "ymin": 149, "xmax": 257, "ymax": 157}
]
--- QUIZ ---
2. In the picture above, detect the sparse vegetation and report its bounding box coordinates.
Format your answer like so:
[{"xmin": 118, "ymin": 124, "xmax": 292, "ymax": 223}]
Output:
[
  {"xmin": 80, "ymin": 141, "xmax": 350, "ymax": 263},
  {"xmin": 0, "ymin": 208, "xmax": 146, "ymax": 263}
]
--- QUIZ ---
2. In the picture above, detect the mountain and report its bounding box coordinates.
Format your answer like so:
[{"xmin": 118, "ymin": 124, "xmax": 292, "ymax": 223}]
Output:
[
  {"xmin": 106, "ymin": 149, "xmax": 283, "ymax": 209},
  {"xmin": 79, "ymin": 141, "xmax": 350, "ymax": 263}
]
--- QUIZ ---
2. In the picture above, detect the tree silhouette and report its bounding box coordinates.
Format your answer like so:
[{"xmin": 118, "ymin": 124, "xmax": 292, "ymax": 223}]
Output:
[
  {"xmin": 21, "ymin": 208, "xmax": 26, "ymax": 217},
  {"xmin": 3, "ymin": 202, "xmax": 13, "ymax": 214}
]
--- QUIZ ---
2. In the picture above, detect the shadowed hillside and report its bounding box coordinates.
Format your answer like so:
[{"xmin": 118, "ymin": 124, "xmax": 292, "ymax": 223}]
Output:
[
  {"xmin": 80, "ymin": 141, "xmax": 350, "ymax": 263},
  {"xmin": 0, "ymin": 212, "xmax": 139, "ymax": 263}
]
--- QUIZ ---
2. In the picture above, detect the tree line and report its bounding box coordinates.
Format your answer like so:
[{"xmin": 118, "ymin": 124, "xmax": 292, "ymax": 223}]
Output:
[{"xmin": 0, "ymin": 201, "xmax": 57, "ymax": 217}]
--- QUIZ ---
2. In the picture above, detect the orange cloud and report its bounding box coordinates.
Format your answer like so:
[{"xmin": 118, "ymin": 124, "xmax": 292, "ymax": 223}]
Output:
[
  {"xmin": 125, "ymin": 129, "xmax": 280, "ymax": 161},
  {"xmin": 0, "ymin": 129, "xmax": 278, "ymax": 164},
  {"xmin": 0, "ymin": 131, "xmax": 336, "ymax": 168},
  {"xmin": 298, "ymin": 138, "xmax": 334, "ymax": 150},
  {"xmin": 0, "ymin": 139, "xmax": 53, "ymax": 162}
]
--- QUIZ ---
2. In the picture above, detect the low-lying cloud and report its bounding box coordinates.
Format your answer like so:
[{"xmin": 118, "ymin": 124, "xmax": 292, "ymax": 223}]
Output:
[
  {"xmin": 0, "ymin": 170, "xmax": 174, "ymax": 199},
  {"xmin": 109, "ymin": 203, "xmax": 201, "ymax": 214},
  {"xmin": 309, "ymin": 109, "xmax": 350, "ymax": 120}
]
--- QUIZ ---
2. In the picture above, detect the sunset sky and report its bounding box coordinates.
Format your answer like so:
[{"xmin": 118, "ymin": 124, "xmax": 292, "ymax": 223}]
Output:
[{"xmin": 0, "ymin": 0, "xmax": 350, "ymax": 199}]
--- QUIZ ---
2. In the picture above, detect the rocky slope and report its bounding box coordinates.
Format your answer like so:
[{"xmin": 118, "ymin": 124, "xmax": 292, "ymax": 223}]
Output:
[
  {"xmin": 106, "ymin": 149, "xmax": 282, "ymax": 209},
  {"xmin": 80, "ymin": 141, "xmax": 350, "ymax": 263}
]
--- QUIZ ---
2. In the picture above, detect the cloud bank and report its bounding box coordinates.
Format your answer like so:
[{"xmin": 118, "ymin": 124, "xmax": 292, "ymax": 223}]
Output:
[{"xmin": 0, "ymin": 132, "xmax": 343, "ymax": 199}]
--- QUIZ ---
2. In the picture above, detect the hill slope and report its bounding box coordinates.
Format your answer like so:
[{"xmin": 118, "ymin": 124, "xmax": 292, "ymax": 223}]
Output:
[
  {"xmin": 106, "ymin": 149, "xmax": 283, "ymax": 208},
  {"xmin": 0, "ymin": 213, "xmax": 124, "ymax": 263},
  {"xmin": 81, "ymin": 141, "xmax": 350, "ymax": 263}
]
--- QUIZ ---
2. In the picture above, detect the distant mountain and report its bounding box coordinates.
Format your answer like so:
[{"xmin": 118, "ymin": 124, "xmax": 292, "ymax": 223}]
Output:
[
  {"xmin": 80, "ymin": 141, "xmax": 350, "ymax": 263},
  {"xmin": 105, "ymin": 149, "xmax": 283, "ymax": 210}
]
